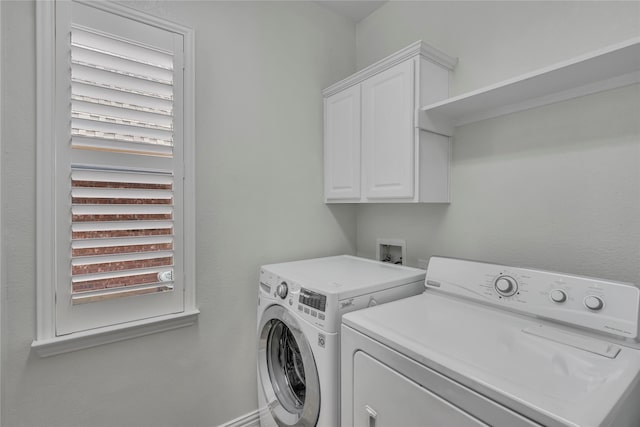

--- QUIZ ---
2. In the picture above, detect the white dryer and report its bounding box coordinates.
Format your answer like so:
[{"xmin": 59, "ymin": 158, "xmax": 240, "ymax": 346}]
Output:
[
  {"xmin": 342, "ymin": 257, "xmax": 640, "ymax": 427},
  {"xmin": 256, "ymin": 255, "xmax": 425, "ymax": 427}
]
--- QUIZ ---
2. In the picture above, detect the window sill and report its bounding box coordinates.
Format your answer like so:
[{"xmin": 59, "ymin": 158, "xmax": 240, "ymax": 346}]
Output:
[{"xmin": 31, "ymin": 309, "xmax": 200, "ymax": 357}]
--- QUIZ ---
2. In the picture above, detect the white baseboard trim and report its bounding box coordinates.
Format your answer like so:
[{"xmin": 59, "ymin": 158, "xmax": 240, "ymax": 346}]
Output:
[{"xmin": 218, "ymin": 409, "xmax": 260, "ymax": 427}]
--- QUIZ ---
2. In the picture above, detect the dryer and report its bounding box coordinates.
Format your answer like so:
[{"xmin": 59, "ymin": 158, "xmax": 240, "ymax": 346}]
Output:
[
  {"xmin": 341, "ymin": 257, "xmax": 640, "ymax": 427},
  {"xmin": 257, "ymin": 255, "xmax": 425, "ymax": 427}
]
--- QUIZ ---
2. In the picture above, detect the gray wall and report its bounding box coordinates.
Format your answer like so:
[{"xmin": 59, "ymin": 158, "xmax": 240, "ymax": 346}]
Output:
[
  {"xmin": 1, "ymin": 2, "xmax": 356, "ymax": 426},
  {"xmin": 354, "ymin": 1, "xmax": 640, "ymax": 283}
]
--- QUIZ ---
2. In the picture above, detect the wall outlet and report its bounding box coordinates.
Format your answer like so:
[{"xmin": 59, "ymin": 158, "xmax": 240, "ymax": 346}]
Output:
[
  {"xmin": 376, "ymin": 238, "xmax": 406, "ymax": 265},
  {"xmin": 417, "ymin": 259, "xmax": 429, "ymax": 270}
]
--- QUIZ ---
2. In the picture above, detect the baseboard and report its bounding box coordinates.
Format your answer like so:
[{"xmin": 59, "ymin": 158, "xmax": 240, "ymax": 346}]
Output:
[{"xmin": 218, "ymin": 408, "xmax": 260, "ymax": 427}]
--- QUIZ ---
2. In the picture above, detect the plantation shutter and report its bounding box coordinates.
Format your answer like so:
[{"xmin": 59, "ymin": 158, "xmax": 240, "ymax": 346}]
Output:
[
  {"xmin": 70, "ymin": 26, "xmax": 176, "ymax": 305},
  {"xmin": 70, "ymin": 26, "xmax": 175, "ymax": 156},
  {"xmin": 55, "ymin": 2, "xmax": 185, "ymax": 335},
  {"xmin": 70, "ymin": 168, "xmax": 175, "ymax": 304}
]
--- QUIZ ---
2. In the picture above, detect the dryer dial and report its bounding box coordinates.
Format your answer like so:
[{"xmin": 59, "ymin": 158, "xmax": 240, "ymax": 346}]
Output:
[
  {"xmin": 495, "ymin": 276, "xmax": 518, "ymax": 297},
  {"xmin": 276, "ymin": 282, "xmax": 288, "ymax": 299},
  {"xmin": 584, "ymin": 295, "xmax": 604, "ymax": 311}
]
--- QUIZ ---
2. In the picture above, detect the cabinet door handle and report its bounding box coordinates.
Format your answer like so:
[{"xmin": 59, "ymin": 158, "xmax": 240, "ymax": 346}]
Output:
[{"xmin": 365, "ymin": 405, "xmax": 378, "ymax": 427}]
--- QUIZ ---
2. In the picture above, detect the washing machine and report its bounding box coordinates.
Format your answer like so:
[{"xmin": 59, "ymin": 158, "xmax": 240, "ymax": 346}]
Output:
[
  {"xmin": 341, "ymin": 256, "xmax": 640, "ymax": 427},
  {"xmin": 256, "ymin": 255, "xmax": 426, "ymax": 427}
]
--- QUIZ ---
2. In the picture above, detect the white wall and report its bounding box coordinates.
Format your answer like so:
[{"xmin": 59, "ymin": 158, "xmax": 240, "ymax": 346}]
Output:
[
  {"xmin": 355, "ymin": 1, "xmax": 640, "ymax": 284},
  {"xmin": 1, "ymin": 1, "xmax": 356, "ymax": 426}
]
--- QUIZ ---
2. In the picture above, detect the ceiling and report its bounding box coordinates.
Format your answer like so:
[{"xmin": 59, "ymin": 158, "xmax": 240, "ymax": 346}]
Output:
[{"xmin": 316, "ymin": 1, "xmax": 387, "ymax": 23}]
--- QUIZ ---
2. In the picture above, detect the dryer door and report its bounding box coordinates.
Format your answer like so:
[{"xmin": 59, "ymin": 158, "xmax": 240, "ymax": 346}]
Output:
[{"xmin": 258, "ymin": 305, "xmax": 320, "ymax": 427}]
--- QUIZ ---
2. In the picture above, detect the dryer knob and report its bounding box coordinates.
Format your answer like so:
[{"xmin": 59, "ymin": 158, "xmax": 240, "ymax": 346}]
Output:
[
  {"xmin": 550, "ymin": 289, "xmax": 567, "ymax": 303},
  {"xmin": 584, "ymin": 295, "xmax": 604, "ymax": 311},
  {"xmin": 276, "ymin": 282, "xmax": 288, "ymax": 299},
  {"xmin": 495, "ymin": 276, "xmax": 518, "ymax": 296}
]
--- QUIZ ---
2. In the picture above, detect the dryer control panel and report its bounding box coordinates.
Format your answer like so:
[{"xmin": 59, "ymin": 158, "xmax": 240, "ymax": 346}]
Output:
[{"xmin": 425, "ymin": 257, "xmax": 640, "ymax": 343}]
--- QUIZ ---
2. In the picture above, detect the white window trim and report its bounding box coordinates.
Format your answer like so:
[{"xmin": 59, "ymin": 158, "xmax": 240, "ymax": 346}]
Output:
[{"xmin": 33, "ymin": 0, "xmax": 197, "ymax": 357}]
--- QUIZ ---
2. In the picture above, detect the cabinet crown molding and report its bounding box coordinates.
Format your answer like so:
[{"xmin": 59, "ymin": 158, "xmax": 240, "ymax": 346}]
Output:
[{"xmin": 322, "ymin": 40, "xmax": 457, "ymax": 97}]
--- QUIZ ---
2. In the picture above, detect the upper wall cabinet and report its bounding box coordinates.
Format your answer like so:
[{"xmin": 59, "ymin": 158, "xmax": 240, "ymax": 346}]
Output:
[
  {"xmin": 417, "ymin": 37, "xmax": 640, "ymax": 136},
  {"xmin": 324, "ymin": 85, "xmax": 361, "ymax": 200},
  {"xmin": 323, "ymin": 41, "xmax": 457, "ymax": 203}
]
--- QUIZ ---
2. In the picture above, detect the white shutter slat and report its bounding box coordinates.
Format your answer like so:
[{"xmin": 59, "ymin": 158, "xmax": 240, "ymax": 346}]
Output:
[
  {"xmin": 72, "ymin": 267, "xmax": 175, "ymax": 283},
  {"xmin": 71, "ymin": 56, "xmax": 172, "ymax": 86},
  {"xmin": 71, "ymin": 136, "xmax": 173, "ymax": 157},
  {"xmin": 72, "ymin": 220, "xmax": 173, "ymax": 232},
  {"xmin": 72, "ymin": 85, "xmax": 173, "ymax": 116},
  {"xmin": 71, "ymin": 117, "xmax": 173, "ymax": 143},
  {"xmin": 72, "ymin": 187, "xmax": 173, "ymax": 201},
  {"xmin": 71, "ymin": 109, "xmax": 173, "ymax": 132},
  {"xmin": 72, "ymin": 204, "xmax": 173, "ymax": 217},
  {"xmin": 71, "ymin": 46, "xmax": 173, "ymax": 85},
  {"xmin": 72, "ymin": 66, "xmax": 173, "ymax": 100},
  {"xmin": 72, "ymin": 236, "xmax": 173, "ymax": 249},
  {"xmin": 72, "ymin": 100, "xmax": 173, "ymax": 129},
  {"xmin": 72, "ymin": 251, "xmax": 174, "ymax": 266},
  {"xmin": 71, "ymin": 169, "xmax": 173, "ymax": 184},
  {"xmin": 71, "ymin": 26, "xmax": 173, "ymax": 70},
  {"xmin": 72, "ymin": 283, "xmax": 174, "ymax": 305}
]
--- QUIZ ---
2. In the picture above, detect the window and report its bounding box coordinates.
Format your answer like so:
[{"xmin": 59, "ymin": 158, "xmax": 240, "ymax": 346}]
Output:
[{"xmin": 34, "ymin": 0, "xmax": 196, "ymax": 356}]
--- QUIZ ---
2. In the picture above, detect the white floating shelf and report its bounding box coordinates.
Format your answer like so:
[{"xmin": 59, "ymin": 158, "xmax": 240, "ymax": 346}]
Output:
[{"xmin": 417, "ymin": 37, "xmax": 640, "ymax": 136}]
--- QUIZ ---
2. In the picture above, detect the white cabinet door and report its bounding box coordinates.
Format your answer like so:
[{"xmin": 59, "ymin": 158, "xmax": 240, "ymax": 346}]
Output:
[
  {"xmin": 324, "ymin": 85, "xmax": 361, "ymax": 200},
  {"xmin": 362, "ymin": 59, "xmax": 415, "ymax": 200}
]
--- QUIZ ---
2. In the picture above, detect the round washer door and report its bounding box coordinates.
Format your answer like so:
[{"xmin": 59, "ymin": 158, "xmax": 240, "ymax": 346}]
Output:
[{"xmin": 258, "ymin": 305, "xmax": 320, "ymax": 427}]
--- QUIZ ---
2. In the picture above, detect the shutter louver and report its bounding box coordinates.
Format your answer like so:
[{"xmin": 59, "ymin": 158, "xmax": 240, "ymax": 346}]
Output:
[
  {"xmin": 71, "ymin": 26, "xmax": 174, "ymax": 156},
  {"xmin": 70, "ymin": 169, "xmax": 175, "ymax": 304},
  {"xmin": 69, "ymin": 25, "xmax": 176, "ymax": 305}
]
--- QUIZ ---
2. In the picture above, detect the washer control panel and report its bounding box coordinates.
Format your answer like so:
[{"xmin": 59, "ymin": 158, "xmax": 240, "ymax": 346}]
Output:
[
  {"xmin": 425, "ymin": 257, "xmax": 640, "ymax": 341},
  {"xmin": 259, "ymin": 269, "xmax": 329, "ymax": 326},
  {"xmin": 299, "ymin": 288, "xmax": 327, "ymax": 313}
]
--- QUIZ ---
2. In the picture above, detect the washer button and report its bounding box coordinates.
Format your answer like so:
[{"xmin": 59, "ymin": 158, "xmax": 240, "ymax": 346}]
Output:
[
  {"xmin": 310, "ymin": 310, "xmax": 317, "ymax": 318},
  {"xmin": 276, "ymin": 282, "xmax": 288, "ymax": 299},
  {"xmin": 318, "ymin": 313, "xmax": 325, "ymax": 320}
]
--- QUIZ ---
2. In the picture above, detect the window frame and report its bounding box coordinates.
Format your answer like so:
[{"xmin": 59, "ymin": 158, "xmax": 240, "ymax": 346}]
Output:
[{"xmin": 33, "ymin": 0, "xmax": 197, "ymax": 357}]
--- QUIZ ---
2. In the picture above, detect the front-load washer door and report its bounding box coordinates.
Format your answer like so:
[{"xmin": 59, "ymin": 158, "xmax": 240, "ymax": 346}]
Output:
[{"xmin": 258, "ymin": 305, "xmax": 320, "ymax": 427}]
